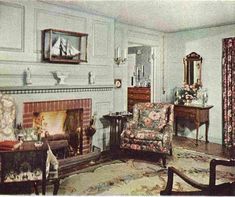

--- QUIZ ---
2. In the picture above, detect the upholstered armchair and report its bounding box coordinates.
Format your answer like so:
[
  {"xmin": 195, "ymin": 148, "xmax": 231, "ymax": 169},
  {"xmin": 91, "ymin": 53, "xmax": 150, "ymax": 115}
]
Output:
[{"xmin": 120, "ymin": 102, "xmax": 174, "ymax": 167}]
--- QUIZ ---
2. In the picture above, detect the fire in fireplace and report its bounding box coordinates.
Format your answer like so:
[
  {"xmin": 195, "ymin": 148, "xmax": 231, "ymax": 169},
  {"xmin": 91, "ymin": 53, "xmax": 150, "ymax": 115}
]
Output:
[
  {"xmin": 33, "ymin": 110, "xmax": 82, "ymax": 136},
  {"xmin": 33, "ymin": 111, "xmax": 67, "ymax": 135},
  {"xmin": 32, "ymin": 109, "xmax": 83, "ymax": 155},
  {"xmin": 23, "ymin": 99, "xmax": 92, "ymax": 154}
]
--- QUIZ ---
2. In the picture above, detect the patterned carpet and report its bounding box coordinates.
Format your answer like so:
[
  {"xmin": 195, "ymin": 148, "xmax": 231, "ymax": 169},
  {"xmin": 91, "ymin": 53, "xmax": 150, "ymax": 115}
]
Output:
[{"xmin": 47, "ymin": 147, "xmax": 234, "ymax": 195}]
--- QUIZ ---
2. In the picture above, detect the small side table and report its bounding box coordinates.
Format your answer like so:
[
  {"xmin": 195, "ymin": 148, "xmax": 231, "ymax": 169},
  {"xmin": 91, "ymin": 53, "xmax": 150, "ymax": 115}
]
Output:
[
  {"xmin": 174, "ymin": 104, "xmax": 214, "ymax": 145},
  {"xmin": 103, "ymin": 112, "xmax": 132, "ymax": 150}
]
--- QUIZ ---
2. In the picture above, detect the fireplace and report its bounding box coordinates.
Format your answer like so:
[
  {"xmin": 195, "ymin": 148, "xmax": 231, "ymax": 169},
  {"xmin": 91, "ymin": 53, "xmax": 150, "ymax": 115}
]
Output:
[{"xmin": 23, "ymin": 99, "xmax": 92, "ymax": 154}]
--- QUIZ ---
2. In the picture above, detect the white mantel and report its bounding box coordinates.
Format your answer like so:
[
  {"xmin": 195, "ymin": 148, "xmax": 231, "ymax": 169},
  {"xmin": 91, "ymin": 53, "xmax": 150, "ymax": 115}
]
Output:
[{"xmin": 0, "ymin": 85, "xmax": 114, "ymax": 94}]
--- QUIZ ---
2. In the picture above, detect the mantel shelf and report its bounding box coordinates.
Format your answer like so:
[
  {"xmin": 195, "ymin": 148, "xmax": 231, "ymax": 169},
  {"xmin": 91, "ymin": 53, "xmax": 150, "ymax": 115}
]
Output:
[{"xmin": 0, "ymin": 85, "xmax": 114, "ymax": 94}]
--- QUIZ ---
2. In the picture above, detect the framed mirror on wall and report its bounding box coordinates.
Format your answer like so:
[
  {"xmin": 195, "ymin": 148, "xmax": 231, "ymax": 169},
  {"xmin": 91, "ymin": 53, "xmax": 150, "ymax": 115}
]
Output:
[
  {"xmin": 183, "ymin": 52, "xmax": 202, "ymax": 88},
  {"xmin": 174, "ymin": 52, "xmax": 207, "ymax": 106}
]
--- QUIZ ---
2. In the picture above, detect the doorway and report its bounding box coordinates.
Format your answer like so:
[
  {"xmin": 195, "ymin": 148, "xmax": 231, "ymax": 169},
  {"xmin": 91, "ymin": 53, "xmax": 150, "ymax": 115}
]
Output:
[
  {"xmin": 127, "ymin": 45, "xmax": 152, "ymax": 88},
  {"xmin": 127, "ymin": 44, "xmax": 155, "ymax": 112}
]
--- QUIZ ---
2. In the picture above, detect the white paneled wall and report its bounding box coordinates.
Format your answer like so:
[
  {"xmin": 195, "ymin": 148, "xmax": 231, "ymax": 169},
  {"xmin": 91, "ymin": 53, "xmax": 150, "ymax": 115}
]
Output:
[
  {"xmin": 165, "ymin": 24, "xmax": 235, "ymax": 144},
  {"xmin": 114, "ymin": 23, "xmax": 165, "ymax": 111},
  {"xmin": 4, "ymin": 0, "xmax": 231, "ymax": 148},
  {"xmin": 0, "ymin": 0, "xmax": 165, "ymax": 150},
  {"xmin": 0, "ymin": 0, "xmax": 115, "ymax": 150}
]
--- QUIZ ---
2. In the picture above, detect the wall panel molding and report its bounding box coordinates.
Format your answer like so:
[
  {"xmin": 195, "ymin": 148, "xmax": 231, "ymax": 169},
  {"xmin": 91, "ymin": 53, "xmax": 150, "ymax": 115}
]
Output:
[
  {"xmin": 0, "ymin": 2, "xmax": 25, "ymax": 52},
  {"xmin": 0, "ymin": 59, "xmax": 110, "ymax": 67},
  {"xmin": 92, "ymin": 20, "xmax": 110, "ymax": 57},
  {"xmin": 34, "ymin": 8, "xmax": 87, "ymax": 53},
  {"xmin": 95, "ymin": 101, "xmax": 112, "ymax": 129}
]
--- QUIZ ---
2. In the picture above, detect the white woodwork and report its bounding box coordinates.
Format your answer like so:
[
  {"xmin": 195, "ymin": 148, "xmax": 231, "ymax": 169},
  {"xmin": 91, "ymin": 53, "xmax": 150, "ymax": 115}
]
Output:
[
  {"xmin": 0, "ymin": 2, "xmax": 24, "ymax": 51},
  {"xmin": 34, "ymin": 8, "xmax": 87, "ymax": 53},
  {"xmin": 165, "ymin": 24, "xmax": 235, "ymax": 144}
]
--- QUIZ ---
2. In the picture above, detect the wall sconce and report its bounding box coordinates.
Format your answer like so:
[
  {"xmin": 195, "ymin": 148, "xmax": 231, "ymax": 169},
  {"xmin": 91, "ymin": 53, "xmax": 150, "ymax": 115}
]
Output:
[{"xmin": 114, "ymin": 47, "xmax": 127, "ymax": 65}]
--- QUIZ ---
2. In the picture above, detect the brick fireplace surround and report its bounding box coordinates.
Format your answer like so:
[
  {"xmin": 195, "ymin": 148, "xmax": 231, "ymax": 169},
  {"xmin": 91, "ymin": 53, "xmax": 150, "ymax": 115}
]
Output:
[{"xmin": 23, "ymin": 99, "xmax": 92, "ymax": 154}]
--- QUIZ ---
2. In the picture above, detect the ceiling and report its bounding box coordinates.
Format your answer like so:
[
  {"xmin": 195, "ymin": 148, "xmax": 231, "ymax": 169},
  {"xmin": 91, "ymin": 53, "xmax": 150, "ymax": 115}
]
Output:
[{"xmin": 43, "ymin": 0, "xmax": 235, "ymax": 32}]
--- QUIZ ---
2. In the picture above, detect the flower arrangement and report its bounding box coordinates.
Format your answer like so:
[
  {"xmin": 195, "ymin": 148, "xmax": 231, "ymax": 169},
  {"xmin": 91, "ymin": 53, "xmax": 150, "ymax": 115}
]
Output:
[
  {"xmin": 174, "ymin": 83, "xmax": 198, "ymax": 105},
  {"xmin": 33, "ymin": 113, "xmax": 47, "ymax": 141}
]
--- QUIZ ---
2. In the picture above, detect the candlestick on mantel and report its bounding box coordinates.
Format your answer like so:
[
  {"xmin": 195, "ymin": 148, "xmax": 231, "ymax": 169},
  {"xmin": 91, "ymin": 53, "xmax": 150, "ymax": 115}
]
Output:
[
  {"xmin": 117, "ymin": 47, "xmax": 121, "ymax": 58},
  {"xmin": 142, "ymin": 65, "xmax": 144, "ymax": 77},
  {"xmin": 123, "ymin": 49, "xmax": 127, "ymax": 59}
]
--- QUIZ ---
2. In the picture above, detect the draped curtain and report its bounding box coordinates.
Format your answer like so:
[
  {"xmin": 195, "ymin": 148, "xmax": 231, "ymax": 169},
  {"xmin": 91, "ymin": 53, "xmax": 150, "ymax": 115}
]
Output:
[{"xmin": 222, "ymin": 37, "xmax": 235, "ymax": 148}]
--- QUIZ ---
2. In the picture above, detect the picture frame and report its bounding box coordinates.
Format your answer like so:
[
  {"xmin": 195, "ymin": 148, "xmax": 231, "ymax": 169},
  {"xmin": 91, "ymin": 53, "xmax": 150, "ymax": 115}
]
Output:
[{"xmin": 42, "ymin": 29, "xmax": 88, "ymax": 64}]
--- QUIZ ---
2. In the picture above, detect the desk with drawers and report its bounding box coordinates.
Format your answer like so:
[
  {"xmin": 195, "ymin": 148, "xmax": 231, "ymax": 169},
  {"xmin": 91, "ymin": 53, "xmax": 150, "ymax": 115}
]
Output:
[{"xmin": 174, "ymin": 105, "xmax": 213, "ymax": 145}]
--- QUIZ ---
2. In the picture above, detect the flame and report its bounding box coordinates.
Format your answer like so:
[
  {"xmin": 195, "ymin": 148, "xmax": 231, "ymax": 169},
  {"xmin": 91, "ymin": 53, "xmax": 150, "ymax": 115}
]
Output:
[{"xmin": 33, "ymin": 111, "xmax": 67, "ymax": 135}]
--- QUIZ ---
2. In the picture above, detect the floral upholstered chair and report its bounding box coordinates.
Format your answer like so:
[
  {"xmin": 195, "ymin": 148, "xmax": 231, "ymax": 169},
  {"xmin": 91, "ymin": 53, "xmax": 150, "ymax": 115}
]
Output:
[{"xmin": 120, "ymin": 102, "xmax": 174, "ymax": 167}]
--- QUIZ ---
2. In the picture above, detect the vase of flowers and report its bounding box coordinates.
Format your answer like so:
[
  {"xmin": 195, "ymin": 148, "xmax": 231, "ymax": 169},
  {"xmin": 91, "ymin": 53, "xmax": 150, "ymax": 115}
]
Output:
[
  {"xmin": 174, "ymin": 83, "xmax": 198, "ymax": 105},
  {"xmin": 33, "ymin": 113, "xmax": 46, "ymax": 147}
]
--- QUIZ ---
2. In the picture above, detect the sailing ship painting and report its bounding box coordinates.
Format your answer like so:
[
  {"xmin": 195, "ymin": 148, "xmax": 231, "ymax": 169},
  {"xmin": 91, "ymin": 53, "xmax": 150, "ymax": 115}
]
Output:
[{"xmin": 51, "ymin": 36, "xmax": 80, "ymax": 59}]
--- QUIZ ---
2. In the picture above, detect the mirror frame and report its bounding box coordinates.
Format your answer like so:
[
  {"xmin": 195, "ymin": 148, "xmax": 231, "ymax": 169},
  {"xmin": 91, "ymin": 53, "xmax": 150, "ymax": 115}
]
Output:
[{"xmin": 183, "ymin": 52, "xmax": 202, "ymax": 88}]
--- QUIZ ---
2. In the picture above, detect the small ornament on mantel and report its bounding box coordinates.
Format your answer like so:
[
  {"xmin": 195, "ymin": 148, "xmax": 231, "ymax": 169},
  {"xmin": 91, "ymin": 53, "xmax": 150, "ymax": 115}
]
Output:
[
  {"xmin": 88, "ymin": 71, "xmax": 95, "ymax": 84},
  {"xmin": 25, "ymin": 67, "xmax": 32, "ymax": 86},
  {"xmin": 53, "ymin": 71, "xmax": 69, "ymax": 85}
]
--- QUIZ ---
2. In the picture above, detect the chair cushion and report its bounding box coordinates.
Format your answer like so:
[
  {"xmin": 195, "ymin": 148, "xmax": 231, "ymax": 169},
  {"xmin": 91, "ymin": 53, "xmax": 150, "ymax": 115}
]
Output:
[
  {"xmin": 120, "ymin": 138, "xmax": 169, "ymax": 153},
  {"xmin": 122, "ymin": 128, "xmax": 164, "ymax": 141},
  {"xmin": 138, "ymin": 103, "xmax": 169, "ymax": 130}
]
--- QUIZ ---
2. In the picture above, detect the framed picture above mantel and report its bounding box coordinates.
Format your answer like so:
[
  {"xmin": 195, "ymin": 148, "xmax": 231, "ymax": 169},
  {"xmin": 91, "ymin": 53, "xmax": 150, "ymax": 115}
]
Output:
[{"xmin": 42, "ymin": 29, "xmax": 88, "ymax": 64}]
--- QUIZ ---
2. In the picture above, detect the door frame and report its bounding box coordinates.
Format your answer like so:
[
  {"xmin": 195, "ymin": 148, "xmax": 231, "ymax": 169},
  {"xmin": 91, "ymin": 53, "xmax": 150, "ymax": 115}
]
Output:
[{"xmin": 127, "ymin": 37, "xmax": 163, "ymax": 102}]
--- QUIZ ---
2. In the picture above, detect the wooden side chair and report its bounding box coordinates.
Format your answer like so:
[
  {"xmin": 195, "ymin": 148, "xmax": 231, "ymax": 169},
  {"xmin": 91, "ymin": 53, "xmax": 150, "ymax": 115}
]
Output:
[{"xmin": 160, "ymin": 158, "xmax": 235, "ymax": 196}]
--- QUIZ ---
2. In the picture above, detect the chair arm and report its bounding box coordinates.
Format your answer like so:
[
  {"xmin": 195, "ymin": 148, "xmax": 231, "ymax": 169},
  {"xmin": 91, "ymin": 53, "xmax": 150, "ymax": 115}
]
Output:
[
  {"xmin": 125, "ymin": 120, "xmax": 138, "ymax": 130},
  {"xmin": 160, "ymin": 124, "xmax": 173, "ymax": 141},
  {"xmin": 161, "ymin": 124, "xmax": 173, "ymax": 134},
  {"xmin": 160, "ymin": 166, "xmax": 208, "ymax": 195},
  {"xmin": 209, "ymin": 159, "xmax": 235, "ymax": 186}
]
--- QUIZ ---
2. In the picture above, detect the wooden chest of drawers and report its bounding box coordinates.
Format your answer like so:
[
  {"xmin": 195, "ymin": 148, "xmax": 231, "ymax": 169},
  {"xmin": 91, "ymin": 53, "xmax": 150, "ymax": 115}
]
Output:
[{"xmin": 128, "ymin": 87, "xmax": 150, "ymax": 112}]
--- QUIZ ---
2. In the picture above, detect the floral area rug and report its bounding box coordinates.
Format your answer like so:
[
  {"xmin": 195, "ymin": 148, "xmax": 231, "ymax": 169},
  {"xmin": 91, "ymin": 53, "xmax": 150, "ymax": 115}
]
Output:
[{"xmin": 47, "ymin": 147, "xmax": 234, "ymax": 195}]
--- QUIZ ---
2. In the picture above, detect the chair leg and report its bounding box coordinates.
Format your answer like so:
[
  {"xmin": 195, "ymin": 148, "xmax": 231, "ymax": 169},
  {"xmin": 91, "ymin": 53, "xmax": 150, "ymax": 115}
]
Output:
[
  {"xmin": 53, "ymin": 179, "xmax": 60, "ymax": 195},
  {"xmin": 170, "ymin": 147, "xmax": 173, "ymax": 156},
  {"xmin": 160, "ymin": 167, "xmax": 174, "ymax": 195},
  {"xmin": 162, "ymin": 155, "xmax": 167, "ymax": 168},
  {"xmin": 33, "ymin": 182, "xmax": 39, "ymax": 195}
]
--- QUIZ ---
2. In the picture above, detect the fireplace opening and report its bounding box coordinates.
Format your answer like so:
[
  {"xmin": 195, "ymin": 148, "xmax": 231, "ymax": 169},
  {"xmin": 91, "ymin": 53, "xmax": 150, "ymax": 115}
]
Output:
[
  {"xmin": 33, "ymin": 111, "xmax": 67, "ymax": 135},
  {"xmin": 23, "ymin": 99, "xmax": 92, "ymax": 155},
  {"xmin": 32, "ymin": 109, "xmax": 83, "ymax": 156}
]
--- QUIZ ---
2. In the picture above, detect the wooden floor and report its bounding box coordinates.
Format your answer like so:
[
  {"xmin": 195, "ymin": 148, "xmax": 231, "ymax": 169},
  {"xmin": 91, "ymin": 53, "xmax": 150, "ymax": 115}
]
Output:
[{"xmin": 173, "ymin": 136, "xmax": 229, "ymax": 158}]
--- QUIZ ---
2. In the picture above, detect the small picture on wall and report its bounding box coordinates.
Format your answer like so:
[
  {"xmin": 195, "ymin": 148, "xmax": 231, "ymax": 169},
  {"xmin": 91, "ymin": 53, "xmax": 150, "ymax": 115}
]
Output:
[{"xmin": 114, "ymin": 79, "xmax": 122, "ymax": 88}]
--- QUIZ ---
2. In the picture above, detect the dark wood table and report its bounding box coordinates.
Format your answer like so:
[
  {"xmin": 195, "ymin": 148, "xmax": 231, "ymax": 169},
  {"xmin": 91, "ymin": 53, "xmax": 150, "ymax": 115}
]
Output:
[
  {"xmin": 0, "ymin": 141, "xmax": 48, "ymax": 195},
  {"xmin": 0, "ymin": 141, "xmax": 62, "ymax": 195},
  {"xmin": 103, "ymin": 112, "xmax": 132, "ymax": 150},
  {"xmin": 174, "ymin": 105, "xmax": 214, "ymax": 145}
]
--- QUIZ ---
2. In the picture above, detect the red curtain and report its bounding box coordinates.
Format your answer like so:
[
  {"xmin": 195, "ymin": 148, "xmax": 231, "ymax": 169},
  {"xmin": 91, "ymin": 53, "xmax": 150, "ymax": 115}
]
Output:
[{"xmin": 222, "ymin": 37, "xmax": 235, "ymax": 148}]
